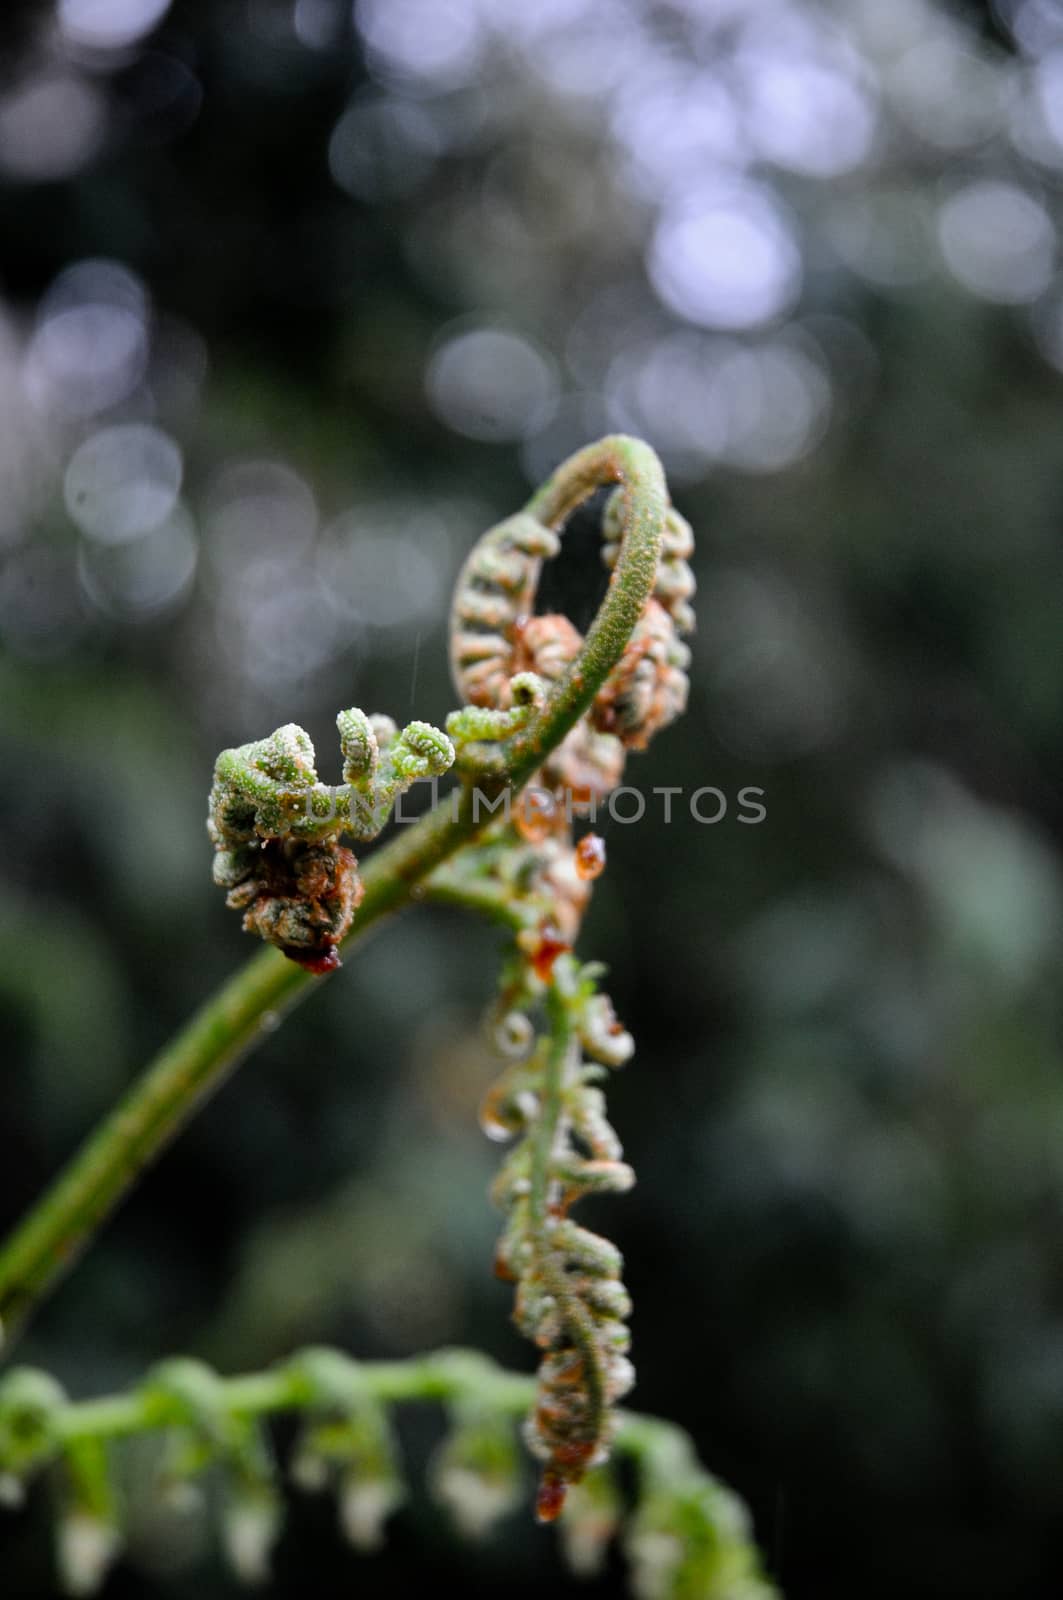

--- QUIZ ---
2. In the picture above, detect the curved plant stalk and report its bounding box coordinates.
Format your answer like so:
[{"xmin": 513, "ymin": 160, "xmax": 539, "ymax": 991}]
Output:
[
  {"xmin": 435, "ymin": 453, "xmax": 695, "ymax": 1519},
  {"xmin": 0, "ymin": 436, "xmax": 669, "ymax": 1348},
  {"xmin": 0, "ymin": 1348, "xmax": 776, "ymax": 1599}
]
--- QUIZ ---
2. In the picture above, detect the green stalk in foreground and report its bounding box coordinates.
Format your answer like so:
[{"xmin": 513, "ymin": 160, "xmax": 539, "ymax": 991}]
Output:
[
  {"xmin": 0, "ymin": 1347, "xmax": 776, "ymax": 1598},
  {"xmin": 0, "ymin": 435, "xmax": 668, "ymax": 1348}
]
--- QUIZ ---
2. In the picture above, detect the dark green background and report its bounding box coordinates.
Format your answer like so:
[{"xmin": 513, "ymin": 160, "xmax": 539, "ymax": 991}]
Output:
[{"xmin": 3, "ymin": 1, "xmax": 1063, "ymax": 1595}]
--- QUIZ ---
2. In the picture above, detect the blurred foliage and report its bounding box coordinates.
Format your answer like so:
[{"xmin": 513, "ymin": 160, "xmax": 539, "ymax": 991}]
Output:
[{"xmin": 3, "ymin": 0, "xmax": 1063, "ymax": 1595}]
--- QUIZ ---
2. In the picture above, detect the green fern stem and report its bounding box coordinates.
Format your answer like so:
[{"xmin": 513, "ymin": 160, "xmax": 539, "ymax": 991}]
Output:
[{"xmin": 0, "ymin": 435, "xmax": 667, "ymax": 1350}]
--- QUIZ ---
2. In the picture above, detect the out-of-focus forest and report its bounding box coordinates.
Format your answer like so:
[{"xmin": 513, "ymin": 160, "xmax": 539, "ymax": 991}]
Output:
[{"xmin": 2, "ymin": 0, "xmax": 1063, "ymax": 1595}]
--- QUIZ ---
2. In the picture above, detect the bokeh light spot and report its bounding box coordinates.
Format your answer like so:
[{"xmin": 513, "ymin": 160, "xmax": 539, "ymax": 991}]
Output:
[
  {"xmin": 739, "ymin": 47, "xmax": 877, "ymax": 178},
  {"xmin": 318, "ymin": 507, "xmax": 444, "ymax": 632},
  {"xmin": 427, "ymin": 326, "xmax": 559, "ymax": 443},
  {"xmin": 888, "ymin": 33, "xmax": 1010, "ymax": 150},
  {"xmin": 78, "ymin": 504, "xmax": 198, "ymax": 621},
  {"xmin": 58, "ymin": 0, "xmax": 172, "ymax": 51},
  {"xmin": 648, "ymin": 182, "xmax": 802, "ymax": 331},
  {"xmin": 64, "ymin": 424, "xmax": 183, "ymax": 544},
  {"xmin": 329, "ymin": 96, "xmax": 441, "ymax": 202},
  {"xmin": 715, "ymin": 341, "xmax": 832, "ymax": 473},
  {"xmin": 0, "ymin": 76, "xmax": 106, "ymax": 183},
  {"xmin": 937, "ymin": 180, "xmax": 1055, "ymax": 303},
  {"xmin": 215, "ymin": 557, "xmax": 347, "ymax": 688},
  {"xmin": 354, "ymin": 0, "xmax": 483, "ymax": 90},
  {"xmin": 25, "ymin": 261, "xmax": 151, "ymax": 419},
  {"xmin": 203, "ymin": 460, "xmax": 317, "ymax": 577},
  {"xmin": 614, "ymin": 68, "xmax": 745, "ymax": 202}
]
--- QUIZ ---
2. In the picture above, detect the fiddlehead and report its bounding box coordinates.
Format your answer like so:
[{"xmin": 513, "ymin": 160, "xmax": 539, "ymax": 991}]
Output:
[
  {"xmin": 450, "ymin": 486, "xmax": 694, "ymax": 801},
  {"xmin": 434, "ymin": 462, "xmax": 696, "ymax": 1523},
  {"xmin": 208, "ymin": 711, "xmax": 455, "ymax": 971}
]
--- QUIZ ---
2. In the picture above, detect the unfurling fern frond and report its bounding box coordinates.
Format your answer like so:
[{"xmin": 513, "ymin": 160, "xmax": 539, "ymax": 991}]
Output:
[
  {"xmin": 207, "ymin": 711, "xmax": 454, "ymax": 970},
  {"xmin": 489, "ymin": 960, "xmax": 637, "ymax": 1523},
  {"xmin": 435, "ymin": 476, "xmax": 695, "ymax": 1522}
]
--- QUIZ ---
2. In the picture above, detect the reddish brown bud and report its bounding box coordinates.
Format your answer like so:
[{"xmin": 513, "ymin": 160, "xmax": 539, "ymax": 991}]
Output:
[
  {"xmin": 535, "ymin": 1472, "xmax": 567, "ymax": 1524},
  {"xmin": 574, "ymin": 834, "xmax": 606, "ymax": 882}
]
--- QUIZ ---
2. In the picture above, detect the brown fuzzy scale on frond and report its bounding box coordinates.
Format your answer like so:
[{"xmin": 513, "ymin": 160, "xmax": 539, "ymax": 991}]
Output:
[
  {"xmin": 591, "ymin": 598, "xmax": 691, "ymax": 752},
  {"xmin": 226, "ymin": 837, "xmax": 362, "ymax": 973}
]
